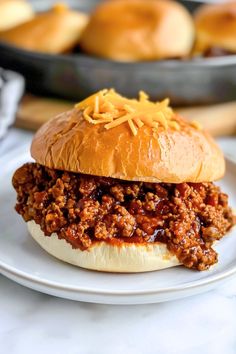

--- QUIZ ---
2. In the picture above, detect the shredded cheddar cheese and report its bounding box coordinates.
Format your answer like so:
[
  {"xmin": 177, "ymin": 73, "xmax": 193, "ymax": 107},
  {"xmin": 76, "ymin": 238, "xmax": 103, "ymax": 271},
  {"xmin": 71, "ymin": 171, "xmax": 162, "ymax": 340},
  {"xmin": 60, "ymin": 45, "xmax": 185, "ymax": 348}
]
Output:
[
  {"xmin": 190, "ymin": 120, "xmax": 202, "ymax": 130},
  {"xmin": 75, "ymin": 89, "xmax": 184, "ymax": 136}
]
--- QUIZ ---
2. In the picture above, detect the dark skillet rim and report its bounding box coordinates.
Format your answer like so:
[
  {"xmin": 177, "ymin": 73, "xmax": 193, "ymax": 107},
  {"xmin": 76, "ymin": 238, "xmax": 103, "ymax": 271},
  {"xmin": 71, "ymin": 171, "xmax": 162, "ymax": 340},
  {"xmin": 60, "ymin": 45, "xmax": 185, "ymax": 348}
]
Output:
[{"xmin": 1, "ymin": 41, "xmax": 236, "ymax": 69}]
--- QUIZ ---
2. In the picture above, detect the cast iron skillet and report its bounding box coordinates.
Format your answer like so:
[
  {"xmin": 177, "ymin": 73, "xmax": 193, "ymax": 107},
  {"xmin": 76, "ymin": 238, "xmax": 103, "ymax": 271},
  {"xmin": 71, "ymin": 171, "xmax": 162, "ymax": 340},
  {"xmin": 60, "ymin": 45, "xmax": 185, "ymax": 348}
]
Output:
[{"xmin": 0, "ymin": 0, "xmax": 236, "ymax": 105}]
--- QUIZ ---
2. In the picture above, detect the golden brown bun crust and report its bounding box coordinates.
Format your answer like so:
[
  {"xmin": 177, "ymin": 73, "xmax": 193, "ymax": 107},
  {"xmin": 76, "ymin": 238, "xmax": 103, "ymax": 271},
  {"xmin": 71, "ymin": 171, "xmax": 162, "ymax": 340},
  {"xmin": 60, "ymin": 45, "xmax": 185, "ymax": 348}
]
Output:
[
  {"xmin": 80, "ymin": 0, "xmax": 194, "ymax": 61},
  {"xmin": 28, "ymin": 220, "xmax": 180, "ymax": 272},
  {"xmin": 194, "ymin": 2, "xmax": 236, "ymax": 54},
  {"xmin": 0, "ymin": 5, "xmax": 88, "ymax": 54},
  {"xmin": 0, "ymin": 0, "xmax": 34, "ymax": 32},
  {"xmin": 31, "ymin": 108, "xmax": 225, "ymax": 183}
]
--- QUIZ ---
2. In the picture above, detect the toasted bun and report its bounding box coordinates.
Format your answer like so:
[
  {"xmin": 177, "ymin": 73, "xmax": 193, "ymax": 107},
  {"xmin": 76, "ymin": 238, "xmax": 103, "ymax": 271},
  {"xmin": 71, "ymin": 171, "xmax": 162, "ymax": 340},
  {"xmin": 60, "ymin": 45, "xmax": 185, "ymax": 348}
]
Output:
[
  {"xmin": 31, "ymin": 90, "xmax": 225, "ymax": 183},
  {"xmin": 194, "ymin": 2, "xmax": 236, "ymax": 54},
  {"xmin": 0, "ymin": 0, "xmax": 34, "ymax": 32},
  {"xmin": 80, "ymin": 0, "xmax": 194, "ymax": 61},
  {"xmin": 28, "ymin": 221, "xmax": 180, "ymax": 272},
  {"xmin": 0, "ymin": 3, "xmax": 88, "ymax": 54}
]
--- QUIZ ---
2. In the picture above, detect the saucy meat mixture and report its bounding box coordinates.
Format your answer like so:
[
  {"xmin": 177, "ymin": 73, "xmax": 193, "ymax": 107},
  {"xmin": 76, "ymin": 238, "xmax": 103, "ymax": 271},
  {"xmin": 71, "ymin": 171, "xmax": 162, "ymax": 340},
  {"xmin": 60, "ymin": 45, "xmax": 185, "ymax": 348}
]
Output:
[{"xmin": 12, "ymin": 163, "xmax": 235, "ymax": 270}]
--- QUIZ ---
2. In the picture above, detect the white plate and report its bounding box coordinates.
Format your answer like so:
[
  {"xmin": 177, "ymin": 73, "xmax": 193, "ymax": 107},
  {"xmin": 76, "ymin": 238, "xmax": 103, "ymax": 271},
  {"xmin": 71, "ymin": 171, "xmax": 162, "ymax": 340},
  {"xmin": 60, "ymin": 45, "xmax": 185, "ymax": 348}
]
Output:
[{"xmin": 0, "ymin": 147, "xmax": 236, "ymax": 305}]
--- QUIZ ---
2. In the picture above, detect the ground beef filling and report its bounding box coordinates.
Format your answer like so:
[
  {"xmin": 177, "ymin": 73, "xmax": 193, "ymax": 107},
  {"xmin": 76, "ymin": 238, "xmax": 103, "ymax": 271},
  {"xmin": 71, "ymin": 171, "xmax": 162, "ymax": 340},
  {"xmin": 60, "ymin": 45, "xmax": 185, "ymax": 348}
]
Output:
[{"xmin": 12, "ymin": 163, "xmax": 235, "ymax": 270}]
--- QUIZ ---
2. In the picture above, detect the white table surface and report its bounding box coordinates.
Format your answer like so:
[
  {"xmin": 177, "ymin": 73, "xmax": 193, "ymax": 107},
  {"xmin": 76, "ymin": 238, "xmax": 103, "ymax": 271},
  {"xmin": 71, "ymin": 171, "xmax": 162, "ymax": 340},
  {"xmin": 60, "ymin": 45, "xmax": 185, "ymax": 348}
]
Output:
[{"xmin": 1, "ymin": 128, "xmax": 236, "ymax": 354}]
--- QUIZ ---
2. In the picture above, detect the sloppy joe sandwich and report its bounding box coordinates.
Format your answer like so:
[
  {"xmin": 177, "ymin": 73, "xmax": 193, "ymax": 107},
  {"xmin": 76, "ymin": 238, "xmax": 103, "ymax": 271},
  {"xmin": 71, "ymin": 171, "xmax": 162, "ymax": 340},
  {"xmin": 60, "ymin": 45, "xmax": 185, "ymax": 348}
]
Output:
[
  {"xmin": 12, "ymin": 90, "xmax": 235, "ymax": 272},
  {"xmin": 80, "ymin": 0, "xmax": 195, "ymax": 61},
  {"xmin": 0, "ymin": 3, "xmax": 88, "ymax": 54},
  {"xmin": 194, "ymin": 1, "xmax": 236, "ymax": 57}
]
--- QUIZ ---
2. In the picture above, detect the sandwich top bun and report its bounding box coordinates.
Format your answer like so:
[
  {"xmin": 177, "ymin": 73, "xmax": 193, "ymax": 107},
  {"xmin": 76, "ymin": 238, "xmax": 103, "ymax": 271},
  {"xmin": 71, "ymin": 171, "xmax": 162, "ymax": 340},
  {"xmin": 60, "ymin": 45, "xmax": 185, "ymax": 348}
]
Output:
[
  {"xmin": 31, "ymin": 89, "xmax": 225, "ymax": 183},
  {"xmin": 0, "ymin": 3, "xmax": 89, "ymax": 54},
  {"xmin": 194, "ymin": 1, "xmax": 236, "ymax": 54},
  {"xmin": 80, "ymin": 0, "xmax": 195, "ymax": 61},
  {"xmin": 0, "ymin": 0, "xmax": 34, "ymax": 32}
]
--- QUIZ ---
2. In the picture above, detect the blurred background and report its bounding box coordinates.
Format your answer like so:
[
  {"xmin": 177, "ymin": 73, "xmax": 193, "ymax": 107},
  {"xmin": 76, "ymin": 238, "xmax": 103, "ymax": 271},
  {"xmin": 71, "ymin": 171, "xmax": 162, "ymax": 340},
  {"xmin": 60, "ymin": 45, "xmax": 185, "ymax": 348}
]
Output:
[{"xmin": 0, "ymin": 0, "xmax": 235, "ymax": 140}]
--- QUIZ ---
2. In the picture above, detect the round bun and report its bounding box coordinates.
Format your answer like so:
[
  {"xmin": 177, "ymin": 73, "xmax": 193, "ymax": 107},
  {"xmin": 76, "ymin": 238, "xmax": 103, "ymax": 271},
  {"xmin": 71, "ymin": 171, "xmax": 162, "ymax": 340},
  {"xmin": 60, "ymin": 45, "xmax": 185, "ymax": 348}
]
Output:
[
  {"xmin": 194, "ymin": 2, "xmax": 236, "ymax": 54},
  {"xmin": 0, "ymin": 0, "xmax": 34, "ymax": 32},
  {"xmin": 80, "ymin": 0, "xmax": 194, "ymax": 61},
  {"xmin": 31, "ymin": 104, "xmax": 225, "ymax": 184},
  {"xmin": 0, "ymin": 3, "xmax": 88, "ymax": 54},
  {"xmin": 28, "ymin": 221, "xmax": 180, "ymax": 272}
]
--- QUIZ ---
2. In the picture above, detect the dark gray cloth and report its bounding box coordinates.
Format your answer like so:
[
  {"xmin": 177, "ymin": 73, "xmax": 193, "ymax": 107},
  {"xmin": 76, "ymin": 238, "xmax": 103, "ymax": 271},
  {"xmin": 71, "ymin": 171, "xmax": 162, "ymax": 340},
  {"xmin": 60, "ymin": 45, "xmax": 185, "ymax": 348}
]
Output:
[{"xmin": 0, "ymin": 68, "xmax": 24, "ymax": 139}]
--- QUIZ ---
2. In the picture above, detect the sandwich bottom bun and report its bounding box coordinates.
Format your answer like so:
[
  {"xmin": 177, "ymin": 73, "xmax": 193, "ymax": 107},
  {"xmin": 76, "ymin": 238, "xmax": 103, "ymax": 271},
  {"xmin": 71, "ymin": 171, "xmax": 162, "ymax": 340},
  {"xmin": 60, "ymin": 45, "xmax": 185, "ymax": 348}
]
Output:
[{"xmin": 27, "ymin": 221, "xmax": 180, "ymax": 272}]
